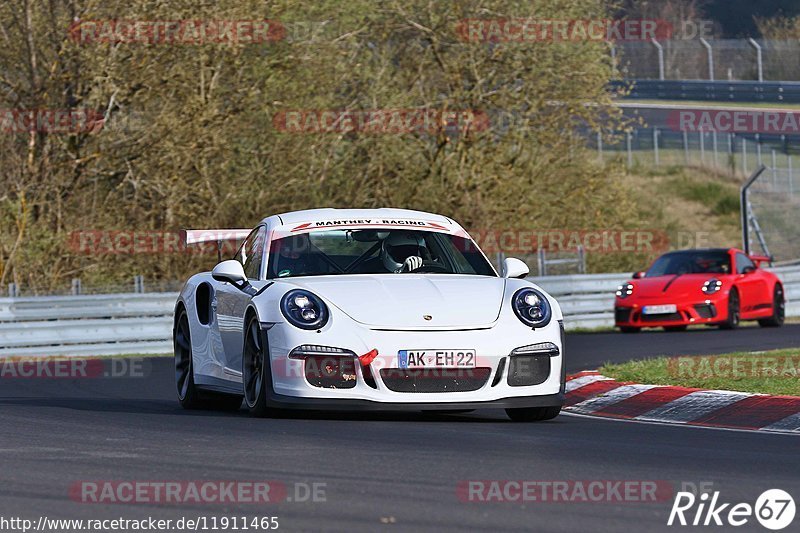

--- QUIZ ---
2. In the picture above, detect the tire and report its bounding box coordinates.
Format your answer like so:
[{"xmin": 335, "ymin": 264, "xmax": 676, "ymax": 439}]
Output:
[
  {"xmin": 759, "ymin": 284, "xmax": 785, "ymax": 328},
  {"xmin": 505, "ymin": 406, "xmax": 561, "ymax": 422},
  {"xmin": 174, "ymin": 309, "xmax": 204, "ymax": 409},
  {"xmin": 664, "ymin": 325, "xmax": 688, "ymax": 332},
  {"xmin": 719, "ymin": 289, "xmax": 740, "ymax": 330},
  {"xmin": 175, "ymin": 308, "xmax": 244, "ymax": 411},
  {"xmin": 243, "ymin": 314, "xmax": 271, "ymax": 417},
  {"xmin": 619, "ymin": 326, "xmax": 641, "ymax": 333}
]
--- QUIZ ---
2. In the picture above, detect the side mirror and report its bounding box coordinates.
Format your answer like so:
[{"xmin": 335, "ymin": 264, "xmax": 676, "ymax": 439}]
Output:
[
  {"xmin": 503, "ymin": 257, "xmax": 530, "ymax": 279},
  {"xmin": 742, "ymin": 265, "xmax": 756, "ymax": 275},
  {"xmin": 212, "ymin": 260, "xmax": 247, "ymax": 285},
  {"xmin": 632, "ymin": 271, "xmax": 645, "ymax": 279}
]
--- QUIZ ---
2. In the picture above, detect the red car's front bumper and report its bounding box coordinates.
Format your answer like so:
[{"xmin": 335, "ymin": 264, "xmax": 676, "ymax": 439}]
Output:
[{"xmin": 614, "ymin": 295, "xmax": 729, "ymax": 328}]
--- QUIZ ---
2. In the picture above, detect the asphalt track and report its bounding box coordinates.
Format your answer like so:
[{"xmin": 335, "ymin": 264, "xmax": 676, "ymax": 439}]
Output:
[{"xmin": 1, "ymin": 326, "xmax": 799, "ymax": 532}]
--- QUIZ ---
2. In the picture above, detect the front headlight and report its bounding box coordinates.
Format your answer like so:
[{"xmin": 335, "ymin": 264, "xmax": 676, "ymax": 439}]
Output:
[
  {"xmin": 616, "ymin": 283, "xmax": 634, "ymax": 298},
  {"xmin": 280, "ymin": 289, "xmax": 329, "ymax": 330},
  {"xmin": 702, "ymin": 279, "xmax": 722, "ymax": 295},
  {"xmin": 512, "ymin": 288, "xmax": 552, "ymax": 328}
]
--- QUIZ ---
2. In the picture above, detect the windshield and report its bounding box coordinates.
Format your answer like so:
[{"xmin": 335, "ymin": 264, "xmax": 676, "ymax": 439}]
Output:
[
  {"xmin": 266, "ymin": 229, "xmax": 496, "ymax": 278},
  {"xmin": 646, "ymin": 251, "xmax": 731, "ymax": 276}
]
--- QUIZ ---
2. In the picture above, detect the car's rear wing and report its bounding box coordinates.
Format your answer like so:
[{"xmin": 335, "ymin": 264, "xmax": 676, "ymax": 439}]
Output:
[
  {"xmin": 180, "ymin": 229, "xmax": 251, "ymax": 261},
  {"xmin": 749, "ymin": 254, "xmax": 773, "ymax": 266}
]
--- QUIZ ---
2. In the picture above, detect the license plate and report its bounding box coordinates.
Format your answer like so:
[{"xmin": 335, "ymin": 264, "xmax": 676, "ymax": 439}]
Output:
[
  {"xmin": 398, "ymin": 349, "xmax": 477, "ymax": 369},
  {"xmin": 642, "ymin": 304, "xmax": 677, "ymax": 315}
]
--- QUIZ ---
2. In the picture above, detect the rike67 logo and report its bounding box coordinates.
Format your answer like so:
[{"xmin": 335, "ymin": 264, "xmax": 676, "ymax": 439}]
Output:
[{"xmin": 668, "ymin": 489, "xmax": 795, "ymax": 530}]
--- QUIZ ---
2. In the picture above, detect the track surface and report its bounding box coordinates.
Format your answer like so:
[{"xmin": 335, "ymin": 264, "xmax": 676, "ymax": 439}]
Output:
[{"xmin": 1, "ymin": 326, "xmax": 798, "ymax": 532}]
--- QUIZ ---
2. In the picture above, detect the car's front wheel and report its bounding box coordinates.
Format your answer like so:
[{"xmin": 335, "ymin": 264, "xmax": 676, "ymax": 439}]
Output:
[
  {"xmin": 759, "ymin": 284, "xmax": 785, "ymax": 328},
  {"xmin": 243, "ymin": 314, "xmax": 272, "ymax": 417},
  {"xmin": 505, "ymin": 406, "xmax": 561, "ymax": 422},
  {"xmin": 719, "ymin": 289, "xmax": 740, "ymax": 330}
]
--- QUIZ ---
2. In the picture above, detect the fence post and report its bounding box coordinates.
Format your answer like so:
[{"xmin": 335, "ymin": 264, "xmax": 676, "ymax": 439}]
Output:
[
  {"xmin": 577, "ymin": 245, "xmax": 586, "ymax": 275},
  {"xmin": 537, "ymin": 248, "xmax": 547, "ymax": 277},
  {"xmin": 597, "ymin": 131, "xmax": 603, "ymax": 161},
  {"xmin": 653, "ymin": 128, "xmax": 660, "ymax": 166},
  {"xmin": 8, "ymin": 283, "xmax": 18, "ymax": 298},
  {"xmin": 699, "ymin": 38, "xmax": 714, "ymax": 81},
  {"xmin": 134, "ymin": 275, "xmax": 145, "ymax": 293},
  {"xmin": 626, "ymin": 131, "xmax": 633, "ymax": 169},
  {"xmin": 771, "ymin": 150, "xmax": 777, "ymax": 186},
  {"xmin": 712, "ymin": 131, "xmax": 718, "ymax": 167},
  {"xmin": 71, "ymin": 278, "xmax": 82, "ymax": 296},
  {"xmin": 789, "ymin": 156, "xmax": 794, "ymax": 197},
  {"xmin": 683, "ymin": 131, "xmax": 689, "ymax": 164},
  {"xmin": 747, "ymin": 38, "xmax": 763, "ymax": 82},
  {"xmin": 742, "ymin": 137, "xmax": 748, "ymax": 173},
  {"xmin": 610, "ymin": 43, "xmax": 617, "ymax": 75},
  {"xmin": 496, "ymin": 252, "xmax": 506, "ymax": 274},
  {"xmin": 756, "ymin": 134, "xmax": 762, "ymax": 166},
  {"xmin": 651, "ymin": 38, "xmax": 665, "ymax": 80},
  {"xmin": 699, "ymin": 132, "xmax": 705, "ymax": 163}
]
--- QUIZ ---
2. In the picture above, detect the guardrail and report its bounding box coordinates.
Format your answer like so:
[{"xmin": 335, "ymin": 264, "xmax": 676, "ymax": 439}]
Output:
[
  {"xmin": 0, "ymin": 293, "xmax": 178, "ymax": 357},
  {"xmin": 1, "ymin": 266, "xmax": 799, "ymax": 356},
  {"xmin": 613, "ymin": 79, "xmax": 800, "ymax": 104}
]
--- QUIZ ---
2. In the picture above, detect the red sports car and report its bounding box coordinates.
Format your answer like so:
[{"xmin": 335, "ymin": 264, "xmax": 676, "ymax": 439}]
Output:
[{"xmin": 614, "ymin": 248, "xmax": 785, "ymax": 332}]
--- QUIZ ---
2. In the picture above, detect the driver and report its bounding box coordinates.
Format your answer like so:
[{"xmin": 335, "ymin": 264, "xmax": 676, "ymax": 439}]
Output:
[{"xmin": 381, "ymin": 232, "xmax": 427, "ymax": 273}]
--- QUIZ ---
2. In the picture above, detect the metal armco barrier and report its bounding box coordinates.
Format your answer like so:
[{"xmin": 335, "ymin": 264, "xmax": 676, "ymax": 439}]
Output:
[
  {"xmin": 613, "ymin": 79, "xmax": 800, "ymax": 104},
  {"xmin": 1, "ymin": 266, "xmax": 799, "ymax": 357}
]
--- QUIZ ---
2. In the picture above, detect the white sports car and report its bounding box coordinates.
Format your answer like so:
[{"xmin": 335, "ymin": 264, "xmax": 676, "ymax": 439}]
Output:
[{"xmin": 174, "ymin": 208, "xmax": 565, "ymax": 421}]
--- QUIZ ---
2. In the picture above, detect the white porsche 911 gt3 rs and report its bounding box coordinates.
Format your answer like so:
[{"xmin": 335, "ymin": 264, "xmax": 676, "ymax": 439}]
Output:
[{"xmin": 174, "ymin": 208, "xmax": 565, "ymax": 421}]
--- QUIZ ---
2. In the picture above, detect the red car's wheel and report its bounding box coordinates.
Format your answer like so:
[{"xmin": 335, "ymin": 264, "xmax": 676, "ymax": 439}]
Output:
[
  {"xmin": 719, "ymin": 289, "xmax": 740, "ymax": 330},
  {"xmin": 759, "ymin": 284, "xmax": 785, "ymax": 328}
]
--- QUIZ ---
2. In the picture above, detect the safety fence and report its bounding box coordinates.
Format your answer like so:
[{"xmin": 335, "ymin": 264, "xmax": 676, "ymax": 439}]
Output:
[{"xmin": 1, "ymin": 266, "xmax": 799, "ymax": 357}]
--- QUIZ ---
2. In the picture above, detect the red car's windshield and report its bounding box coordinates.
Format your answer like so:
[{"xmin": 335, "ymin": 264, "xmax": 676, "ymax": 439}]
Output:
[{"xmin": 646, "ymin": 251, "xmax": 731, "ymax": 276}]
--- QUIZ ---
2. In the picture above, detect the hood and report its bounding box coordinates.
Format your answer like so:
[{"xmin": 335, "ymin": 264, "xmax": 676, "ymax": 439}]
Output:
[
  {"xmin": 633, "ymin": 274, "xmax": 717, "ymax": 299},
  {"xmin": 285, "ymin": 275, "xmax": 505, "ymax": 329}
]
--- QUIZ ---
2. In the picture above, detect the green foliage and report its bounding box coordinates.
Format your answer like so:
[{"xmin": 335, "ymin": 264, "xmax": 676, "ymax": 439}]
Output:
[
  {"xmin": 670, "ymin": 176, "xmax": 740, "ymax": 216},
  {"xmin": 0, "ymin": 0, "xmax": 637, "ymax": 291}
]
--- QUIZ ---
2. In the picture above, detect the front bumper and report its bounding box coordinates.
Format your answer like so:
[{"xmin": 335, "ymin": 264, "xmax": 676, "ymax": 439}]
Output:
[
  {"xmin": 615, "ymin": 296, "xmax": 728, "ymax": 328},
  {"xmin": 264, "ymin": 318, "xmax": 565, "ymax": 408}
]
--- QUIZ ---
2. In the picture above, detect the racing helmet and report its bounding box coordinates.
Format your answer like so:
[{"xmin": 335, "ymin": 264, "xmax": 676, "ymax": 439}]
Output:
[{"xmin": 381, "ymin": 232, "xmax": 427, "ymax": 272}]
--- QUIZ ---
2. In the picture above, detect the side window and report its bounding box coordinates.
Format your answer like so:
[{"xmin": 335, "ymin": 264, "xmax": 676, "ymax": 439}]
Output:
[
  {"xmin": 736, "ymin": 253, "xmax": 755, "ymax": 274},
  {"xmin": 240, "ymin": 227, "xmax": 266, "ymax": 280}
]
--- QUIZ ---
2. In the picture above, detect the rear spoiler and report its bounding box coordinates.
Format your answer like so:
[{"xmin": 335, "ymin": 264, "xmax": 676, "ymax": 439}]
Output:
[
  {"xmin": 180, "ymin": 229, "xmax": 251, "ymax": 262},
  {"xmin": 749, "ymin": 254, "xmax": 773, "ymax": 266}
]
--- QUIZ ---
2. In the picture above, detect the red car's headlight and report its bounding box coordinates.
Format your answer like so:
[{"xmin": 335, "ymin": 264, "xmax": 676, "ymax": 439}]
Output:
[
  {"xmin": 616, "ymin": 283, "xmax": 634, "ymax": 298},
  {"xmin": 702, "ymin": 279, "xmax": 722, "ymax": 295}
]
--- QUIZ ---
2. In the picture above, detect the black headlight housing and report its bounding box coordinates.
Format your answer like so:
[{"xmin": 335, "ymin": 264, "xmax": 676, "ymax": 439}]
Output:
[
  {"xmin": 280, "ymin": 289, "xmax": 329, "ymax": 330},
  {"xmin": 512, "ymin": 287, "xmax": 552, "ymax": 328},
  {"xmin": 702, "ymin": 279, "xmax": 722, "ymax": 295},
  {"xmin": 616, "ymin": 283, "xmax": 634, "ymax": 298}
]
